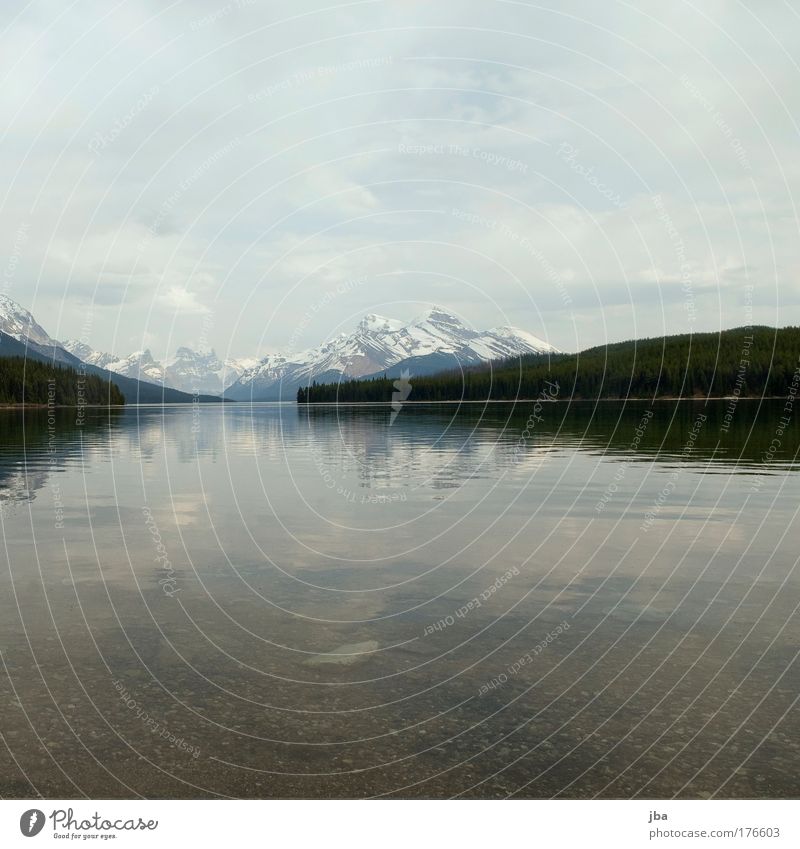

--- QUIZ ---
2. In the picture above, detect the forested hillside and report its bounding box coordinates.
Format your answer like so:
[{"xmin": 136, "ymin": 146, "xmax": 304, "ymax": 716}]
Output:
[
  {"xmin": 0, "ymin": 357, "xmax": 125, "ymax": 405},
  {"xmin": 298, "ymin": 326, "xmax": 800, "ymax": 403}
]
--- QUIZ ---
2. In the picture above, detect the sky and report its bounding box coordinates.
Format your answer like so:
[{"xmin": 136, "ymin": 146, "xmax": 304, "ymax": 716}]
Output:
[{"xmin": 1, "ymin": 0, "xmax": 798, "ymax": 361}]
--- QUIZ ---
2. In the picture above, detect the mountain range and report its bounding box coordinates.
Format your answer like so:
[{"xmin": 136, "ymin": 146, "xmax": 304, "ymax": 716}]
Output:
[
  {"xmin": 224, "ymin": 307, "xmax": 558, "ymax": 401},
  {"xmin": 0, "ymin": 294, "xmax": 221, "ymax": 404},
  {"xmin": 0, "ymin": 294, "xmax": 558, "ymax": 402},
  {"xmin": 60, "ymin": 341, "xmax": 257, "ymax": 396},
  {"xmin": 299, "ymin": 324, "xmax": 800, "ymax": 404}
]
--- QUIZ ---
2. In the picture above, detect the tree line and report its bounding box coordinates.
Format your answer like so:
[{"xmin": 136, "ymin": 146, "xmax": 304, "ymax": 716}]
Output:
[
  {"xmin": 297, "ymin": 326, "xmax": 800, "ymax": 403},
  {"xmin": 0, "ymin": 356, "xmax": 126, "ymax": 406}
]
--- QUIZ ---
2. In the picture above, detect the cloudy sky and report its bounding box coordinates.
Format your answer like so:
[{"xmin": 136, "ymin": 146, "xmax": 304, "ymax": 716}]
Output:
[{"xmin": 1, "ymin": 0, "xmax": 797, "ymax": 360}]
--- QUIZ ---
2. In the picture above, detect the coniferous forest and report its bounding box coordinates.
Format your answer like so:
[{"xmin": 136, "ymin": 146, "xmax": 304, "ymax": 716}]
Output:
[
  {"xmin": 0, "ymin": 356, "xmax": 126, "ymax": 406},
  {"xmin": 297, "ymin": 326, "xmax": 800, "ymax": 403}
]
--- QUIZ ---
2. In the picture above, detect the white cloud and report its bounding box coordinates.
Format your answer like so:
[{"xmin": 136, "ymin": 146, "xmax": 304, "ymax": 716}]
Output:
[{"xmin": 157, "ymin": 286, "xmax": 211, "ymax": 316}]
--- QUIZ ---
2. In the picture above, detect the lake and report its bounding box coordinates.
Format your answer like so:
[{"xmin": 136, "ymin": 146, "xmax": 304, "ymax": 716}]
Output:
[{"xmin": 0, "ymin": 399, "xmax": 798, "ymax": 798}]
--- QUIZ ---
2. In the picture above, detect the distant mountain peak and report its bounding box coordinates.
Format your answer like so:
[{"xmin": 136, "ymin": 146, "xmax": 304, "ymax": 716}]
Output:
[
  {"xmin": 170, "ymin": 346, "xmax": 219, "ymax": 362},
  {"xmin": 60, "ymin": 304, "xmax": 558, "ymax": 401},
  {"xmin": 426, "ymin": 304, "xmax": 456, "ymax": 318},
  {"xmin": 65, "ymin": 339, "xmax": 255, "ymax": 396},
  {"xmin": 357, "ymin": 313, "xmax": 404, "ymax": 334},
  {"xmin": 0, "ymin": 293, "xmax": 57, "ymax": 347},
  {"xmin": 227, "ymin": 308, "xmax": 558, "ymax": 400},
  {"xmin": 413, "ymin": 305, "xmax": 465, "ymax": 325}
]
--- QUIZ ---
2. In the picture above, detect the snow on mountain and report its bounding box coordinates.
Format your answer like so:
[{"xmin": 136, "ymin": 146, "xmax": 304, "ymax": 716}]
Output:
[
  {"xmin": 164, "ymin": 347, "xmax": 258, "ymax": 395},
  {"xmin": 62, "ymin": 344, "xmax": 168, "ymax": 385},
  {"xmin": 0, "ymin": 293, "xmax": 59, "ymax": 347},
  {"xmin": 109, "ymin": 350, "xmax": 167, "ymax": 385},
  {"xmin": 61, "ymin": 305, "xmax": 557, "ymax": 400},
  {"xmin": 61, "ymin": 340, "xmax": 117, "ymax": 370},
  {"xmin": 62, "ymin": 340, "xmax": 257, "ymax": 395},
  {"xmin": 226, "ymin": 307, "xmax": 558, "ymax": 400}
]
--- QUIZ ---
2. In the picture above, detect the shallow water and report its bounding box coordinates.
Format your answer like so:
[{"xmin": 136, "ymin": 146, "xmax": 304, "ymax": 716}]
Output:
[{"xmin": 1, "ymin": 399, "xmax": 798, "ymax": 798}]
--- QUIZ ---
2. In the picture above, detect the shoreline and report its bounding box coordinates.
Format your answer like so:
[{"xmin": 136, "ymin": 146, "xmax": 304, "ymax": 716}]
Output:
[
  {"xmin": 0, "ymin": 396, "xmax": 787, "ymax": 409},
  {"xmin": 0, "ymin": 403, "xmax": 127, "ymax": 409},
  {"xmin": 296, "ymin": 396, "xmax": 788, "ymax": 406}
]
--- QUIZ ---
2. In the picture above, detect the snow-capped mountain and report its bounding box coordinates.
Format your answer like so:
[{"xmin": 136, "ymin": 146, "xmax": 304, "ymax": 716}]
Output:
[
  {"xmin": 60, "ymin": 339, "xmax": 116, "ymax": 369},
  {"xmin": 0, "ymin": 294, "xmax": 223, "ymax": 403},
  {"xmin": 164, "ymin": 347, "xmax": 258, "ymax": 395},
  {"xmin": 59, "ymin": 305, "xmax": 556, "ymax": 400},
  {"xmin": 0, "ymin": 293, "xmax": 60, "ymax": 347},
  {"xmin": 226, "ymin": 307, "xmax": 558, "ymax": 401},
  {"xmin": 62, "ymin": 342, "xmax": 166, "ymax": 384},
  {"xmin": 62, "ymin": 341, "xmax": 257, "ymax": 396}
]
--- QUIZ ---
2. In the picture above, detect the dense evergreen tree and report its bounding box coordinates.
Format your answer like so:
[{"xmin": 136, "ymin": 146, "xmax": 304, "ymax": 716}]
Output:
[
  {"xmin": 0, "ymin": 357, "xmax": 125, "ymax": 406},
  {"xmin": 298, "ymin": 326, "xmax": 800, "ymax": 403}
]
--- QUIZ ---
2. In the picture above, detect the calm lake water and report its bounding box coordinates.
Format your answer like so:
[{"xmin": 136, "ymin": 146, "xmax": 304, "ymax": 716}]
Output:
[{"xmin": 1, "ymin": 400, "xmax": 798, "ymax": 799}]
